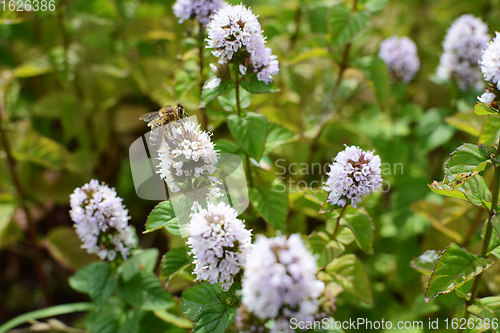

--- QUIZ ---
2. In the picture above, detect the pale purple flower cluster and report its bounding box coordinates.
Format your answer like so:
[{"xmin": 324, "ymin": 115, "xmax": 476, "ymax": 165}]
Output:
[
  {"xmin": 69, "ymin": 180, "xmax": 136, "ymax": 261},
  {"xmin": 241, "ymin": 234, "xmax": 324, "ymax": 333},
  {"xmin": 173, "ymin": 0, "xmax": 225, "ymax": 26},
  {"xmin": 187, "ymin": 202, "xmax": 252, "ymax": 291},
  {"xmin": 379, "ymin": 36, "xmax": 420, "ymax": 83},
  {"xmin": 157, "ymin": 119, "xmax": 220, "ymax": 194},
  {"xmin": 206, "ymin": 4, "xmax": 279, "ymax": 84},
  {"xmin": 324, "ymin": 146, "xmax": 383, "ymax": 209},
  {"xmin": 437, "ymin": 15, "xmax": 490, "ymax": 91},
  {"xmin": 480, "ymin": 32, "xmax": 500, "ymax": 91}
]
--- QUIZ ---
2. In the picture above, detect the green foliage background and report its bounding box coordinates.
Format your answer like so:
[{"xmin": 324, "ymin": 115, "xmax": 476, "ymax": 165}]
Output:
[{"xmin": 1, "ymin": 0, "xmax": 500, "ymax": 331}]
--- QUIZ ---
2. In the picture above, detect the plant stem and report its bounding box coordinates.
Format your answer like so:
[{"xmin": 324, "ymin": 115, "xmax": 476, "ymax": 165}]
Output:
[
  {"xmin": 463, "ymin": 163, "xmax": 500, "ymax": 322},
  {"xmin": 198, "ymin": 22, "xmax": 208, "ymax": 131},
  {"xmin": 0, "ymin": 104, "xmax": 52, "ymax": 306},
  {"xmin": 234, "ymin": 68, "xmax": 253, "ymax": 187},
  {"xmin": 332, "ymin": 206, "xmax": 347, "ymax": 240}
]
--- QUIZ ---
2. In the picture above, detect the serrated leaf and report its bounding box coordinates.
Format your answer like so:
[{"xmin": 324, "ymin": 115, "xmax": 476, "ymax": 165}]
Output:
[
  {"xmin": 467, "ymin": 296, "xmax": 500, "ymax": 333},
  {"xmin": 144, "ymin": 201, "xmax": 180, "ymax": 235},
  {"xmin": 193, "ymin": 302, "xmax": 236, "ymax": 333},
  {"xmin": 445, "ymin": 112, "xmax": 482, "ymax": 137},
  {"xmin": 479, "ymin": 115, "xmax": 500, "ymax": 146},
  {"xmin": 264, "ymin": 123, "xmax": 297, "ymax": 155},
  {"xmin": 445, "ymin": 143, "xmax": 491, "ymax": 175},
  {"xmin": 181, "ymin": 284, "xmax": 223, "ymax": 320},
  {"xmin": 202, "ymin": 80, "xmax": 236, "ymax": 103},
  {"xmin": 474, "ymin": 102, "xmax": 499, "ymax": 116},
  {"xmin": 117, "ymin": 271, "xmax": 173, "ymax": 311},
  {"xmin": 227, "ymin": 112, "xmax": 268, "ymax": 161},
  {"xmin": 161, "ymin": 248, "xmax": 189, "ymax": 283},
  {"xmin": 410, "ymin": 250, "xmax": 440, "ymax": 276},
  {"xmin": 249, "ymin": 183, "xmax": 288, "ymax": 232},
  {"xmin": 308, "ymin": 232, "xmax": 345, "ymax": 267},
  {"xmin": 326, "ymin": 254, "xmax": 373, "ymax": 304},
  {"xmin": 69, "ymin": 261, "xmax": 118, "ymax": 307},
  {"xmin": 425, "ymin": 243, "xmax": 495, "ymax": 303},
  {"xmin": 217, "ymin": 89, "xmax": 251, "ymax": 112},
  {"xmin": 120, "ymin": 249, "xmax": 159, "ymax": 282},
  {"xmin": 240, "ymin": 73, "xmax": 278, "ymax": 94},
  {"xmin": 429, "ymin": 175, "xmax": 491, "ymax": 209},
  {"xmin": 13, "ymin": 132, "xmax": 70, "ymax": 170},
  {"xmin": 328, "ymin": 6, "xmax": 369, "ymax": 49},
  {"xmin": 340, "ymin": 212, "xmax": 374, "ymax": 255}
]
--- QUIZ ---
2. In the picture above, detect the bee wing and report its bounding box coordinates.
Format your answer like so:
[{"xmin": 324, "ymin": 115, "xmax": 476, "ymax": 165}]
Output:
[{"xmin": 139, "ymin": 112, "xmax": 160, "ymax": 123}]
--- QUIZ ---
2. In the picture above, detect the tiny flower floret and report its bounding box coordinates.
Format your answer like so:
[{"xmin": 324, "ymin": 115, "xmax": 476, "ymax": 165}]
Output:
[
  {"xmin": 379, "ymin": 36, "xmax": 420, "ymax": 83},
  {"xmin": 478, "ymin": 91, "xmax": 496, "ymax": 104},
  {"xmin": 241, "ymin": 234, "xmax": 325, "ymax": 333},
  {"xmin": 70, "ymin": 179, "xmax": 136, "ymax": 261},
  {"xmin": 173, "ymin": 0, "xmax": 225, "ymax": 26},
  {"xmin": 206, "ymin": 4, "xmax": 279, "ymax": 83},
  {"xmin": 480, "ymin": 32, "xmax": 500, "ymax": 91},
  {"xmin": 187, "ymin": 202, "xmax": 252, "ymax": 291},
  {"xmin": 437, "ymin": 14, "xmax": 490, "ymax": 91},
  {"xmin": 324, "ymin": 145, "xmax": 383, "ymax": 208}
]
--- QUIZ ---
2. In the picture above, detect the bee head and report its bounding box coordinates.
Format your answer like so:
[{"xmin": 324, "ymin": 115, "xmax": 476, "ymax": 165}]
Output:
[{"xmin": 177, "ymin": 103, "xmax": 186, "ymax": 118}]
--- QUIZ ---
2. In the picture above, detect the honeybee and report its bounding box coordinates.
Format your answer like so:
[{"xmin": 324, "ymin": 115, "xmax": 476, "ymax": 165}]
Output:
[{"xmin": 139, "ymin": 103, "xmax": 188, "ymax": 148}]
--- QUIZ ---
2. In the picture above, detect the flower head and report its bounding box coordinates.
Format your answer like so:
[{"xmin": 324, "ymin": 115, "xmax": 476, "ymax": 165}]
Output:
[
  {"xmin": 480, "ymin": 32, "xmax": 500, "ymax": 91},
  {"xmin": 187, "ymin": 202, "xmax": 252, "ymax": 291},
  {"xmin": 206, "ymin": 4, "xmax": 279, "ymax": 83},
  {"xmin": 157, "ymin": 119, "xmax": 219, "ymax": 192},
  {"xmin": 379, "ymin": 36, "xmax": 420, "ymax": 83},
  {"xmin": 173, "ymin": 0, "xmax": 225, "ymax": 26},
  {"xmin": 241, "ymin": 234, "xmax": 324, "ymax": 333},
  {"xmin": 323, "ymin": 145, "xmax": 383, "ymax": 208},
  {"xmin": 69, "ymin": 180, "xmax": 136, "ymax": 261},
  {"xmin": 437, "ymin": 15, "xmax": 490, "ymax": 91}
]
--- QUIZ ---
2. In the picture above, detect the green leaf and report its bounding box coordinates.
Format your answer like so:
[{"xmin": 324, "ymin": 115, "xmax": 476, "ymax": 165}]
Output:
[
  {"xmin": 240, "ymin": 73, "xmax": 278, "ymax": 94},
  {"xmin": 308, "ymin": 232, "xmax": 345, "ymax": 267},
  {"xmin": 120, "ymin": 249, "xmax": 159, "ymax": 282},
  {"xmin": 418, "ymin": 108, "xmax": 456, "ymax": 153},
  {"xmin": 474, "ymin": 102, "xmax": 499, "ymax": 116},
  {"xmin": 445, "ymin": 112, "xmax": 483, "ymax": 137},
  {"xmin": 193, "ymin": 302, "xmax": 236, "ymax": 333},
  {"xmin": 425, "ymin": 243, "xmax": 495, "ymax": 303},
  {"xmin": 467, "ymin": 296, "xmax": 500, "ymax": 333},
  {"xmin": 249, "ymin": 182, "xmax": 288, "ymax": 232},
  {"xmin": 202, "ymin": 80, "xmax": 236, "ymax": 103},
  {"xmin": 410, "ymin": 250, "xmax": 440, "ymax": 276},
  {"xmin": 491, "ymin": 214, "xmax": 500, "ymax": 240},
  {"xmin": 356, "ymin": 56, "xmax": 390, "ymax": 112},
  {"xmin": 362, "ymin": 0, "xmax": 388, "ymax": 12},
  {"xmin": 144, "ymin": 201, "xmax": 180, "ymax": 235},
  {"xmin": 326, "ymin": 254, "xmax": 373, "ymax": 304},
  {"xmin": 0, "ymin": 203, "xmax": 16, "ymax": 249},
  {"xmin": 227, "ymin": 112, "xmax": 268, "ymax": 161},
  {"xmin": 69, "ymin": 262, "xmax": 118, "ymax": 307},
  {"xmin": 44, "ymin": 226, "xmax": 98, "ymax": 271},
  {"xmin": 13, "ymin": 132, "xmax": 70, "ymax": 170},
  {"xmin": 264, "ymin": 123, "xmax": 297, "ymax": 155},
  {"xmin": 217, "ymin": 88, "xmax": 251, "ymax": 112},
  {"xmin": 117, "ymin": 271, "xmax": 173, "ymax": 311},
  {"xmin": 0, "ymin": 303, "xmax": 93, "ymax": 333},
  {"xmin": 340, "ymin": 212, "xmax": 375, "ymax": 255},
  {"xmin": 306, "ymin": 5, "xmax": 329, "ymax": 34},
  {"xmin": 13, "ymin": 57, "xmax": 54, "ymax": 78},
  {"xmin": 429, "ymin": 174, "xmax": 492, "ymax": 209},
  {"xmin": 479, "ymin": 115, "xmax": 500, "ymax": 146},
  {"xmin": 446, "ymin": 143, "xmax": 492, "ymax": 175},
  {"xmin": 327, "ymin": 6, "xmax": 369, "ymax": 49},
  {"xmin": 161, "ymin": 248, "xmax": 189, "ymax": 283},
  {"xmin": 181, "ymin": 284, "xmax": 223, "ymax": 320}
]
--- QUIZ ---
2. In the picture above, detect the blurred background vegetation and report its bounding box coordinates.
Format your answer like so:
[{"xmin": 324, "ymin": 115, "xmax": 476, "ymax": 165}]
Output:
[{"xmin": 1, "ymin": 0, "xmax": 500, "ymax": 331}]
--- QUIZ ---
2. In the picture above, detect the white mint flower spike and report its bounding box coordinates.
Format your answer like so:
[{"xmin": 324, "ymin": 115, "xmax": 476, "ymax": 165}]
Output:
[
  {"xmin": 480, "ymin": 32, "xmax": 500, "ymax": 91},
  {"xmin": 173, "ymin": 0, "xmax": 226, "ymax": 26},
  {"xmin": 187, "ymin": 202, "xmax": 252, "ymax": 291},
  {"xmin": 241, "ymin": 234, "xmax": 325, "ymax": 333},
  {"xmin": 437, "ymin": 14, "xmax": 490, "ymax": 91},
  {"xmin": 379, "ymin": 36, "xmax": 420, "ymax": 83},
  {"xmin": 69, "ymin": 179, "xmax": 136, "ymax": 261},
  {"xmin": 206, "ymin": 4, "xmax": 279, "ymax": 83},
  {"xmin": 324, "ymin": 145, "xmax": 383, "ymax": 209},
  {"xmin": 157, "ymin": 119, "xmax": 220, "ymax": 187}
]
